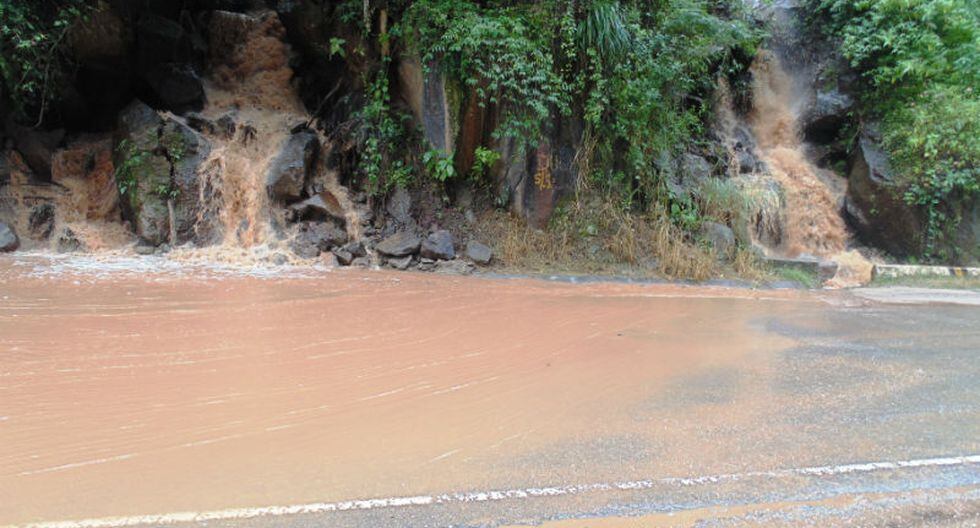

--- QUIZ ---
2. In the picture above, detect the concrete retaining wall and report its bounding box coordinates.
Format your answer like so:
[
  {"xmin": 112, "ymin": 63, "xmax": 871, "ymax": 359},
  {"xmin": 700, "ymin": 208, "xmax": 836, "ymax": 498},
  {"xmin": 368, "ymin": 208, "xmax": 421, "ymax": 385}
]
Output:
[{"xmin": 874, "ymin": 264, "xmax": 980, "ymax": 279}]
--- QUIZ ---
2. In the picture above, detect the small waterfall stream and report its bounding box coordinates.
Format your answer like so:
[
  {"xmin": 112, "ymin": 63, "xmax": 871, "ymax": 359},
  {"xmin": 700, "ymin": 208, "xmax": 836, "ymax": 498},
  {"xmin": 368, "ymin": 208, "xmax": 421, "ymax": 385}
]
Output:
[{"xmin": 715, "ymin": 7, "xmax": 873, "ymax": 286}]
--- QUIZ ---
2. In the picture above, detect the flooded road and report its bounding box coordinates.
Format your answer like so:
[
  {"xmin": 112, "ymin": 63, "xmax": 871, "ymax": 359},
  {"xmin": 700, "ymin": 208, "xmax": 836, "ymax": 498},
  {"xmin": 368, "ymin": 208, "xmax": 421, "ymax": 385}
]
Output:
[{"xmin": 1, "ymin": 256, "xmax": 978, "ymax": 527}]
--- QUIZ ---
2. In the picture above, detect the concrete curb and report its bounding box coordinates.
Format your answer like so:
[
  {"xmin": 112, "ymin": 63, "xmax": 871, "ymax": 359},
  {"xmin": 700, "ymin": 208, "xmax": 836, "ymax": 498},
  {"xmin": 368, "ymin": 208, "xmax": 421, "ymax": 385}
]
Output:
[{"xmin": 874, "ymin": 264, "xmax": 980, "ymax": 279}]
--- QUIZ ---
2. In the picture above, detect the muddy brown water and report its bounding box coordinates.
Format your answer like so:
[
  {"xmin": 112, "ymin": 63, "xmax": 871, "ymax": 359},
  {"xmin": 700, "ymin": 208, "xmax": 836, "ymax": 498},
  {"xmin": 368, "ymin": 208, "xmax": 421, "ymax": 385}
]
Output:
[{"xmin": 0, "ymin": 256, "xmax": 833, "ymax": 525}]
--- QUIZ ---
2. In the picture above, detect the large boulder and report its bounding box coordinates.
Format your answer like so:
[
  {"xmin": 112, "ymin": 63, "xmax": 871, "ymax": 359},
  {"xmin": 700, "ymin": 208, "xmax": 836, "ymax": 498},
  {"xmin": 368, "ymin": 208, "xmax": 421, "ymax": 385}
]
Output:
[
  {"xmin": 143, "ymin": 64, "xmax": 206, "ymax": 114},
  {"xmin": 465, "ymin": 240, "xmax": 493, "ymax": 265},
  {"xmin": 802, "ymin": 89, "xmax": 853, "ymax": 144},
  {"xmin": 669, "ymin": 153, "xmax": 714, "ymax": 198},
  {"xmin": 289, "ymin": 221, "xmax": 348, "ymax": 259},
  {"xmin": 376, "ymin": 231, "xmax": 421, "ymax": 257},
  {"xmin": 844, "ymin": 128, "xmax": 925, "ymax": 257},
  {"xmin": 134, "ymin": 13, "xmax": 204, "ymax": 114},
  {"xmin": 289, "ymin": 191, "xmax": 346, "ymax": 223},
  {"xmin": 700, "ymin": 221, "xmax": 735, "ymax": 259},
  {"xmin": 0, "ymin": 222, "xmax": 19, "ymax": 252},
  {"xmin": 113, "ymin": 100, "xmax": 211, "ymax": 246},
  {"xmin": 113, "ymin": 101, "xmax": 170, "ymax": 245},
  {"xmin": 385, "ymin": 186, "xmax": 415, "ymax": 226},
  {"xmin": 160, "ymin": 119, "xmax": 211, "ymax": 240},
  {"xmin": 266, "ymin": 131, "xmax": 318, "ymax": 203},
  {"xmin": 420, "ymin": 230, "xmax": 455, "ymax": 261}
]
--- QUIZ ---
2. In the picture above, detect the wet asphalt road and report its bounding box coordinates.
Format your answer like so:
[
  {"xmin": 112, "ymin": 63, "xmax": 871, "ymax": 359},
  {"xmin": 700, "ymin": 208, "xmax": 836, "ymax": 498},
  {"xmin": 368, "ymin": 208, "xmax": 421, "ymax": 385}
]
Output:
[
  {"xmin": 1, "ymin": 262, "xmax": 978, "ymax": 528},
  {"xmin": 202, "ymin": 298, "xmax": 980, "ymax": 527}
]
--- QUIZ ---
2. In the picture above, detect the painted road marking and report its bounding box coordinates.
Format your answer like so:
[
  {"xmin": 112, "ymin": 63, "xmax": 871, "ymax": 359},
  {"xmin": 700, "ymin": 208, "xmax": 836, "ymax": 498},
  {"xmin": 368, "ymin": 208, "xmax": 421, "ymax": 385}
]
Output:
[{"xmin": 11, "ymin": 454, "xmax": 980, "ymax": 528}]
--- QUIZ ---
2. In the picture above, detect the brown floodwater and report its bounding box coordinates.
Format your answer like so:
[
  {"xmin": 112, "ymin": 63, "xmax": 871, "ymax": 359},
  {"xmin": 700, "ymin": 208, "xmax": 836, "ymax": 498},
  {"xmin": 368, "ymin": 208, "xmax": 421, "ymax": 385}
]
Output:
[{"xmin": 0, "ymin": 257, "xmax": 827, "ymax": 525}]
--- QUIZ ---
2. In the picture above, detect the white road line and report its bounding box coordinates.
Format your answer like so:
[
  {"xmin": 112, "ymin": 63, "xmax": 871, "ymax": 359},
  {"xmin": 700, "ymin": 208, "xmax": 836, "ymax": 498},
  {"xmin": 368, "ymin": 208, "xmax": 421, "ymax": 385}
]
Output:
[{"xmin": 11, "ymin": 454, "xmax": 980, "ymax": 528}]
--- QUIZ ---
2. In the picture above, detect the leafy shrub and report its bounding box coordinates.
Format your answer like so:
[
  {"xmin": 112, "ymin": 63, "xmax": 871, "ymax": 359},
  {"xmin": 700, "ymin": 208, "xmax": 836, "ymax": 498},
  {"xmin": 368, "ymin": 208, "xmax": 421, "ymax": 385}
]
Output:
[
  {"xmin": 808, "ymin": 0, "xmax": 980, "ymax": 258},
  {"xmin": 0, "ymin": 0, "xmax": 88, "ymax": 124}
]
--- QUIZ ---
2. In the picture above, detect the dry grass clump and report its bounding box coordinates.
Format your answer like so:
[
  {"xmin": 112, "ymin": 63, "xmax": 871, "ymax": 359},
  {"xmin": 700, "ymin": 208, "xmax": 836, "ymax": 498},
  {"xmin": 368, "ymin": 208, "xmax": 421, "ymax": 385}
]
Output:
[
  {"xmin": 473, "ymin": 198, "xmax": 724, "ymax": 281},
  {"xmin": 731, "ymin": 245, "xmax": 769, "ymax": 282}
]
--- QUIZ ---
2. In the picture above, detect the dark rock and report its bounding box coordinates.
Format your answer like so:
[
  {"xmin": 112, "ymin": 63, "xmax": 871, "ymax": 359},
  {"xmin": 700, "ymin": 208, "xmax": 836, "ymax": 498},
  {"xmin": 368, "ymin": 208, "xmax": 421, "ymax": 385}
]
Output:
[
  {"xmin": 420, "ymin": 230, "xmax": 455, "ymax": 260},
  {"xmin": 738, "ymin": 150, "xmax": 761, "ymax": 174},
  {"xmin": 376, "ymin": 231, "xmax": 421, "ymax": 257},
  {"xmin": 332, "ymin": 248, "xmax": 354, "ymax": 266},
  {"xmin": 465, "ymin": 240, "xmax": 493, "ymax": 265},
  {"xmin": 69, "ymin": 8, "xmax": 128, "ymax": 66},
  {"xmin": 215, "ymin": 114, "xmax": 237, "ymax": 139},
  {"xmin": 320, "ymin": 251, "xmax": 339, "ymax": 268},
  {"xmin": 845, "ymin": 127, "xmax": 924, "ymax": 257},
  {"xmin": 350, "ymin": 257, "xmax": 370, "ymax": 268},
  {"xmin": 435, "ymin": 259, "xmax": 474, "ymax": 275},
  {"xmin": 113, "ymin": 100, "xmax": 211, "ymax": 246},
  {"xmin": 115, "ymin": 100, "xmax": 162, "ymax": 150},
  {"xmin": 397, "ymin": 57, "xmax": 455, "ymax": 154},
  {"xmin": 387, "ymin": 255, "xmax": 414, "ymax": 270},
  {"xmin": 341, "ymin": 241, "xmax": 366, "ymax": 258},
  {"xmin": 143, "ymin": 64, "xmax": 205, "ymax": 114},
  {"xmin": 29, "ymin": 203, "xmax": 56, "ymax": 239},
  {"xmin": 802, "ymin": 90, "xmax": 853, "ymax": 145},
  {"xmin": 289, "ymin": 191, "xmax": 346, "ymax": 223},
  {"xmin": 682, "ymin": 153, "xmax": 712, "ymax": 186},
  {"xmin": 136, "ymin": 13, "xmax": 194, "ymax": 67},
  {"xmin": 385, "ymin": 186, "xmax": 414, "ymax": 226},
  {"xmin": 238, "ymin": 123, "xmax": 257, "ymax": 146},
  {"xmin": 0, "ymin": 222, "xmax": 19, "ymax": 252},
  {"xmin": 160, "ymin": 118, "xmax": 211, "ymax": 241},
  {"xmin": 290, "ymin": 221, "xmax": 348, "ymax": 258},
  {"xmin": 5, "ymin": 120, "xmax": 64, "ymax": 180},
  {"xmin": 266, "ymin": 131, "xmax": 318, "ymax": 203},
  {"xmin": 55, "ymin": 227, "xmax": 85, "ymax": 253},
  {"xmin": 185, "ymin": 113, "xmax": 217, "ymax": 135},
  {"xmin": 114, "ymin": 101, "xmax": 170, "ymax": 245},
  {"xmin": 290, "ymin": 240, "xmax": 320, "ymax": 259},
  {"xmin": 700, "ymin": 222, "xmax": 735, "ymax": 258}
]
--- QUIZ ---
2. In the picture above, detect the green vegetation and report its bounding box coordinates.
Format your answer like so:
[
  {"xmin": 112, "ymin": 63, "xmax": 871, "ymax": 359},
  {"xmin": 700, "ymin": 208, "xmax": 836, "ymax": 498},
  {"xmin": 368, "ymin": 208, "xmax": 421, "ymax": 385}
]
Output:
[
  {"xmin": 773, "ymin": 267, "xmax": 819, "ymax": 289},
  {"xmin": 113, "ymin": 139, "xmax": 149, "ymax": 202},
  {"xmin": 807, "ymin": 0, "xmax": 980, "ymax": 259},
  {"xmin": 0, "ymin": 0, "xmax": 88, "ymax": 124},
  {"xmin": 871, "ymin": 273, "xmax": 980, "ymax": 290},
  {"xmin": 333, "ymin": 0, "xmax": 765, "ymax": 279}
]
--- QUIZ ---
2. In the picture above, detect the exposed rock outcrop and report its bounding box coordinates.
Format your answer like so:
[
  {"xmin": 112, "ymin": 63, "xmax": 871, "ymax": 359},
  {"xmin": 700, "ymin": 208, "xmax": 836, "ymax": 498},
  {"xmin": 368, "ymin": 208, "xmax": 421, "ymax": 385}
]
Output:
[
  {"xmin": 0, "ymin": 222, "xmax": 19, "ymax": 252},
  {"xmin": 398, "ymin": 57, "xmax": 457, "ymax": 155},
  {"xmin": 420, "ymin": 230, "xmax": 455, "ymax": 261},
  {"xmin": 289, "ymin": 221, "xmax": 348, "ymax": 258},
  {"xmin": 266, "ymin": 131, "xmax": 318, "ymax": 203},
  {"xmin": 376, "ymin": 231, "xmax": 421, "ymax": 257},
  {"xmin": 844, "ymin": 128, "xmax": 924, "ymax": 257},
  {"xmin": 113, "ymin": 100, "xmax": 211, "ymax": 246}
]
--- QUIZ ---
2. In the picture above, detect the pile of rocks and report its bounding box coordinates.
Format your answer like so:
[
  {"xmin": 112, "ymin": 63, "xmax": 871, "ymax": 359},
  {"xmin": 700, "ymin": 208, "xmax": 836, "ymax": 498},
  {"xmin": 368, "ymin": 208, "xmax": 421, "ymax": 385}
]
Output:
[{"xmin": 347, "ymin": 228, "xmax": 493, "ymax": 274}]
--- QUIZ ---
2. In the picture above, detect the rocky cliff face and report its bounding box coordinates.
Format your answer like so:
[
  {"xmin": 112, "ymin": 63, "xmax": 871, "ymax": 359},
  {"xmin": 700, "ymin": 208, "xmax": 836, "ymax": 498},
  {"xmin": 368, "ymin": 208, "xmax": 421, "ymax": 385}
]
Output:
[{"xmin": 0, "ymin": 0, "xmax": 974, "ymax": 267}]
